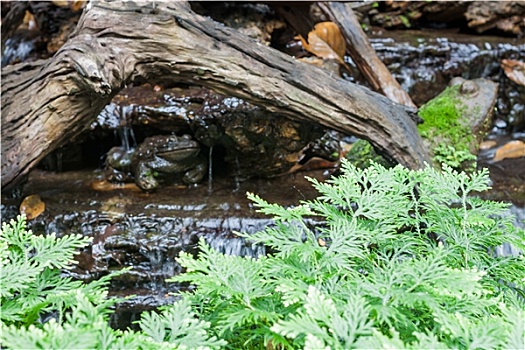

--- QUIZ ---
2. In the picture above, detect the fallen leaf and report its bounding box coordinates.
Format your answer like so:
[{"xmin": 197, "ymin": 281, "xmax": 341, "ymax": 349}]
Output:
[
  {"xmin": 52, "ymin": 0, "xmax": 69, "ymax": 8},
  {"xmin": 501, "ymin": 59, "xmax": 525, "ymax": 86},
  {"xmin": 479, "ymin": 140, "xmax": 497, "ymax": 150},
  {"xmin": 22, "ymin": 11, "xmax": 37, "ymax": 31},
  {"xmin": 298, "ymin": 22, "xmax": 347, "ymax": 67},
  {"xmin": 493, "ymin": 140, "xmax": 525, "ymax": 162},
  {"xmin": 70, "ymin": 0, "xmax": 87, "ymax": 12},
  {"xmin": 52, "ymin": 0, "xmax": 86, "ymax": 11},
  {"xmin": 91, "ymin": 180, "xmax": 141, "ymax": 192},
  {"xmin": 20, "ymin": 194, "xmax": 45, "ymax": 220},
  {"xmin": 286, "ymin": 156, "xmax": 339, "ymax": 175}
]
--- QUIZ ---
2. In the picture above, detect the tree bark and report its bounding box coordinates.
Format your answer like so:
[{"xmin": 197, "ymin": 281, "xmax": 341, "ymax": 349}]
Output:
[
  {"xmin": 318, "ymin": 1, "xmax": 417, "ymax": 108},
  {"xmin": 273, "ymin": 2, "xmax": 416, "ymax": 108},
  {"xmin": 1, "ymin": 0, "xmax": 430, "ymax": 190}
]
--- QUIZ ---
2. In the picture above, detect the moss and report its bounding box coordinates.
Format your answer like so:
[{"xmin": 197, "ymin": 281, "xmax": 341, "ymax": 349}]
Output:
[
  {"xmin": 399, "ymin": 15, "xmax": 411, "ymax": 28},
  {"xmin": 344, "ymin": 139, "xmax": 393, "ymax": 169},
  {"xmin": 417, "ymin": 85, "xmax": 476, "ymax": 170}
]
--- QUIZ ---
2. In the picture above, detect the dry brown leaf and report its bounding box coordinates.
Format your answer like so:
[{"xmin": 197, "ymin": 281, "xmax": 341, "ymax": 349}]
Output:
[
  {"xmin": 479, "ymin": 140, "xmax": 497, "ymax": 150},
  {"xmin": 298, "ymin": 22, "xmax": 346, "ymax": 66},
  {"xmin": 52, "ymin": 0, "xmax": 86, "ymax": 11},
  {"xmin": 20, "ymin": 194, "xmax": 45, "ymax": 220},
  {"xmin": 501, "ymin": 59, "xmax": 525, "ymax": 86},
  {"xmin": 51, "ymin": 0, "xmax": 69, "ymax": 8},
  {"xmin": 70, "ymin": 0, "xmax": 87, "ymax": 12},
  {"xmin": 22, "ymin": 11, "xmax": 37, "ymax": 31},
  {"xmin": 91, "ymin": 180, "xmax": 141, "ymax": 192},
  {"xmin": 493, "ymin": 140, "xmax": 525, "ymax": 162}
]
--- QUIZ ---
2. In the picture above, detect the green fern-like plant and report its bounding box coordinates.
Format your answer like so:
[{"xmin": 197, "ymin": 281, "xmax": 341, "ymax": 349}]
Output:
[
  {"xmin": 172, "ymin": 160, "xmax": 525, "ymax": 349},
  {"xmin": 3, "ymin": 159, "xmax": 524, "ymax": 349},
  {"xmin": 0, "ymin": 215, "xmax": 98, "ymax": 326},
  {"xmin": 0, "ymin": 215, "xmax": 225, "ymax": 350}
]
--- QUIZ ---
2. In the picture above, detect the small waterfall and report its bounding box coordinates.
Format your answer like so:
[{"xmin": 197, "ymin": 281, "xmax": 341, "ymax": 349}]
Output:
[
  {"xmin": 234, "ymin": 155, "xmax": 241, "ymax": 192},
  {"xmin": 115, "ymin": 105, "xmax": 137, "ymax": 151},
  {"xmin": 121, "ymin": 105, "xmax": 138, "ymax": 148},
  {"xmin": 115, "ymin": 126, "xmax": 136, "ymax": 153},
  {"xmin": 2, "ymin": 38, "xmax": 35, "ymax": 67},
  {"xmin": 118, "ymin": 128, "xmax": 130, "ymax": 151},
  {"xmin": 208, "ymin": 146, "xmax": 213, "ymax": 194}
]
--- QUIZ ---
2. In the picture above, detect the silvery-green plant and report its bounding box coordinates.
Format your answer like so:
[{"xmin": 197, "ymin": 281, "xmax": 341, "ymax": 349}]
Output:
[
  {"xmin": 0, "ymin": 216, "xmax": 224, "ymax": 350},
  {"xmin": 173, "ymin": 161, "xmax": 525, "ymax": 349},
  {"xmin": 2, "ymin": 159, "xmax": 524, "ymax": 349}
]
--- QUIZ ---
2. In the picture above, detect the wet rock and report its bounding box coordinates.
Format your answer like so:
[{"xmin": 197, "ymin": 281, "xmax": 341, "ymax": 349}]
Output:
[
  {"xmin": 355, "ymin": 1, "xmax": 524, "ymax": 36},
  {"xmin": 417, "ymin": 77, "xmax": 498, "ymax": 170},
  {"xmin": 369, "ymin": 30, "xmax": 525, "ymax": 130},
  {"xmin": 356, "ymin": 2, "xmax": 469, "ymax": 30},
  {"xmin": 466, "ymin": 1, "xmax": 525, "ymax": 36},
  {"xmin": 449, "ymin": 77, "xmax": 499, "ymax": 143},
  {"xmin": 95, "ymin": 85, "xmax": 335, "ymax": 181}
]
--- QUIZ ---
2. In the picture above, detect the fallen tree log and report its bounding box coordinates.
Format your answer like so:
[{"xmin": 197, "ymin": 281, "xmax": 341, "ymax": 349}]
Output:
[
  {"xmin": 1, "ymin": 0, "xmax": 430, "ymax": 190},
  {"xmin": 273, "ymin": 2, "xmax": 416, "ymax": 108},
  {"xmin": 318, "ymin": 1, "xmax": 417, "ymax": 108}
]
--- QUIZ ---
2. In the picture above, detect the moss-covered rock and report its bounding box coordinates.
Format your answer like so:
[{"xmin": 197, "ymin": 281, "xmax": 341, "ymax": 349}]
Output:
[
  {"xmin": 344, "ymin": 78, "xmax": 497, "ymax": 171},
  {"xmin": 418, "ymin": 77, "xmax": 498, "ymax": 171}
]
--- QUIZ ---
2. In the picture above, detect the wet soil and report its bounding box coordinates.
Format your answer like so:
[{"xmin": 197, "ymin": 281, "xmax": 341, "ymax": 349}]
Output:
[
  {"xmin": 1, "ymin": 167, "xmax": 333, "ymax": 328},
  {"xmin": 477, "ymin": 136, "xmax": 525, "ymax": 206}
]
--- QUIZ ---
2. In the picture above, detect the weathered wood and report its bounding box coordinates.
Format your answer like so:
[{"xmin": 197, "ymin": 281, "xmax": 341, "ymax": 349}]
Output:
[
  {"xmin": 318, "ymin": 1, "xmax": 417, "ymax": 108},
  {"xmin": 272, "ymin": 2, "xmax": 416, "ymax": 108},
  {"xmin": 1, "ymin": 0, "xmax": 430, "ymax": 190},
  {"xmin": 466, "ymin": 1, "xmax": 525, "ymax": 35}
]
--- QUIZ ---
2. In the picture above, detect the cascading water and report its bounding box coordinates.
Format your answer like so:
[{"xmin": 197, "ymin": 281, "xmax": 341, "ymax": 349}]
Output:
[
  {"xmin": 234, "ymin": 155, "xmax": 241, "ymax": 192},
  {"xmin": 208, "ymin": 146, "xmax": 213, "ymax": 194},
  {"xmin": 369, "ymin": 31, "xmax": 525, "ymax": 115}
]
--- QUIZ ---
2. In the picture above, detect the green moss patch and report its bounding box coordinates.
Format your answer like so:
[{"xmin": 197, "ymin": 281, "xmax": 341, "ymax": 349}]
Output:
[
  {"xmin": 417, "ymin": 85, "xmax": 476, "ymax": 170},
  {"xmin": 344, "ymin": 139, "xmax": 393, "ymax": 169}
]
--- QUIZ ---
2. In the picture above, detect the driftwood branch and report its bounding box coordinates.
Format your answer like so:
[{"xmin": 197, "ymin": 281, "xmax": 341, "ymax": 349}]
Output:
[
  {"xmin": 318, "ymin": 1, "xmax": 417, "ymax": 108},
  {"xmin": 1, "ymin": 1, "xmax": 430, "ymax": 190}
]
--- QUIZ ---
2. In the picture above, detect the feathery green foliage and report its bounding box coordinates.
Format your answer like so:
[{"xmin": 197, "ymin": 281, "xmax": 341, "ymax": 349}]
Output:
[
  {"xmin": 172, "ymin": 160, "xmax": 525, "ymax": 349},
  {"xmin": 2, "ymin": 159, "xmax": 524, "ymax": 349},
  {"xmin": 0, "ymin": 216, "xmax": 97, "ymax": 326},
  {"xmin": 0, "ymin": 215, "xmax": 224, "ymax": 350}
]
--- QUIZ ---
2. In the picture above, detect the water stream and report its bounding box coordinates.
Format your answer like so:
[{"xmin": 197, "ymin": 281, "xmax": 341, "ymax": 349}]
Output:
[{"xmin": 2, "ymin": 27, "xmax": 524, "ymax": 329}]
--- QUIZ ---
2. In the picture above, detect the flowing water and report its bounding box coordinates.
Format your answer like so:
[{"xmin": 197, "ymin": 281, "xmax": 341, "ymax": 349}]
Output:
[{"xmin": 2, "ymin": 28, "xmax": 524, "ymax": 329}]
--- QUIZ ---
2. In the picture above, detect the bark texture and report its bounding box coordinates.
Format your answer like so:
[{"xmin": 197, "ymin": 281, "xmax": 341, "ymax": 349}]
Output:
[
  {"xmin": 318, "ymin": 2, "xmax": 416, "ymax": 108},
  {"xmin": 466, "ymin": 1, "xmax": 525, "ymax": 36},
  {"xmin": 1, "ymin": 0, "xmax": 430, "ymax": 190}
]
